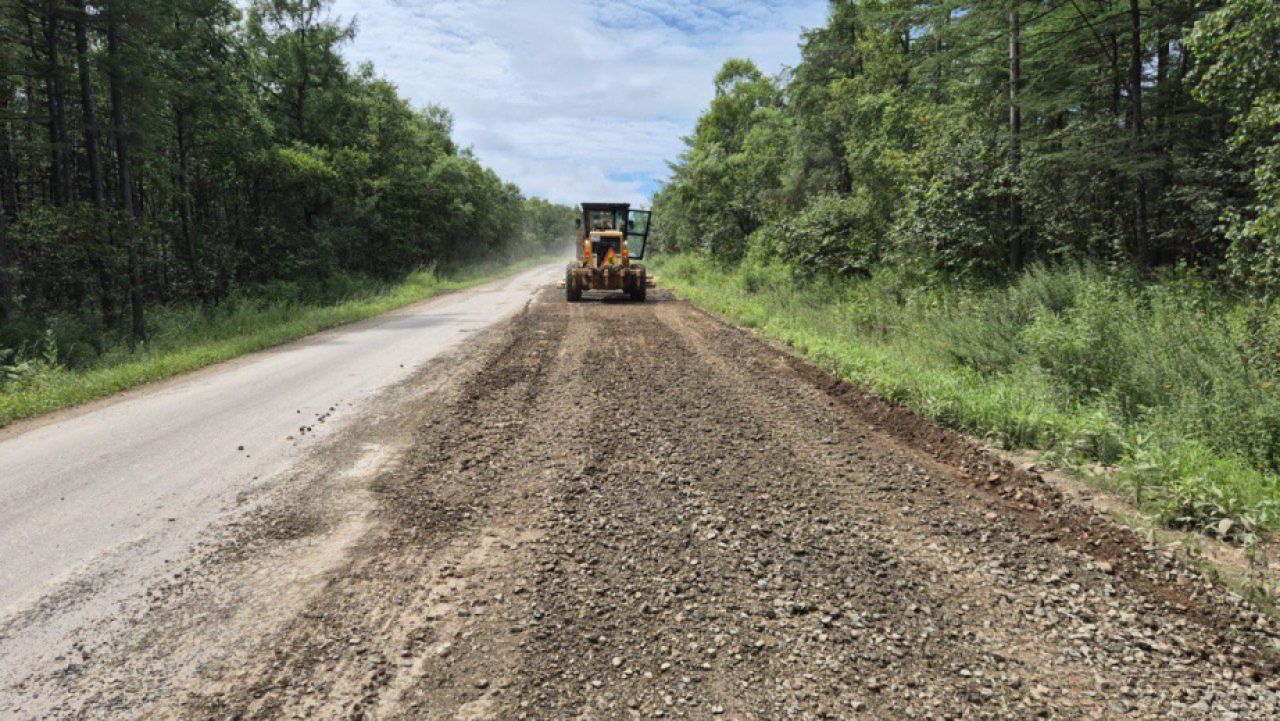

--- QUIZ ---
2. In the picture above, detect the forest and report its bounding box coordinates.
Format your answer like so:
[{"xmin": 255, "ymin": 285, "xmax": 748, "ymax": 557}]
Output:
[
  {"xmin": 653, "ymin": 0, "xmax": 1280, "ymax": 534},
  {"xmin": 0, "ymin": 0, "xmax": 575, "ymax": 370}
]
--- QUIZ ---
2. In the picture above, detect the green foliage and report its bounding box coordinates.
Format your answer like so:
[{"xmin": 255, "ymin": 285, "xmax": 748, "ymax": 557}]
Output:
[
  {"xmin": 752, "ymin": 194, "xmax": 879, "ymax": 277},
  {"xmin": 889, "ymin": 119, "xmax": 1012, "ymax": 279},
  {"xmin": 654, "ymin": 0, "xmax": 1268, "ymax": 281},
  {"xmin": 521, "ymin": 197, "xmax": 579, "ymax": 253},
  {"xmin": 1189, "ymin": 0, "xmax": 1280, "ymax": 292},
  {"xmin": 0, "ymin": 330, "xmax": 62, "ymax": 393},
  {"xmin": 647, "ymin": 0, "xmax": 1280, "ymax": 534},
  {"xmin": 657, "ymin": 254, "xmax": 1280, "ymax": 533},
  {"xmin": 653, "ymin": 58, "xmax": 781, "ymax": 262},
  {"xmin": 0, "ymin": 0, "xmax": 575, "ymax": 382},
  {"xmin": 697, "ymin": 58, "xmax": 781, "ymax": 155},
  {"xmin": 1122, "ymin": 439, "xmax": 1280, "ymax": 541}
]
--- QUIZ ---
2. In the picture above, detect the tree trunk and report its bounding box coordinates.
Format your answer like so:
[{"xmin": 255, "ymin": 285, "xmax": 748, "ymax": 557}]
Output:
[
  {"xmin": 1009, "ymin": 1, "xmax": 1024, "ymax": 273},
  {"xmin": 0, "ymin": 189, "xmax": 12, "ymax": 326},
  {"xmin": 107, "ymin": 0, "xmax": 146, "ymax": 344},
  {"xmin": 1156, "ymin": 31, "xmax": 1168, "ymax": 109},
  {"xmin": 1109, "ymin": 33, "xmax": 1121, "ymax": 118},
  {"xmin": 175, "ymin": 108, "xmax": 204, "ymax": 302},
  {"xmin": 20, "ymin": 17, "xmax": 40, "ymax": 209},
  {"xmin": 0, "ymin": 79, "xmax": 20, "ymax": 217},
  {"xmin": 899, "ymin": 29, "xmax": 910, "ymax": 89},
  {"xmin": 73, "ymin": 0, "xmax": 105, "ymax": 206},
  {"xmin": 32, "ymin": 5, "xmax": 65, "ymax": 206},
  {"xmin": 295, "ymin": 6, "xmax": 311, "ymax": 139},
  {"xmin": 73, "ymin": 0, "xmax": 116, "ymax": 324},
  {"xmin": 932, "ymin": 9, "xmax": 949, "ymax": 104},
  {"xmin": 1176, "ymin": 40, "xmax": 1189, "ymax": 96},
  {"xmin": 44, "ymin": 0, "xmax": 73, "ymax": 204},
  {"xmin": 1129, "ymin": 0, "xmax": 1149, "ymax": 267},
  {"xmin": 1153, "ymin": 25, "xmax": 1172, "ymax": 252}
]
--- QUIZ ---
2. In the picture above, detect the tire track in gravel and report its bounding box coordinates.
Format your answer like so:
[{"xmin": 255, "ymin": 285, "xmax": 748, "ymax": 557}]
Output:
[
  {"xmin": 503, "ymin": 293, "xmax": 1280, "ymax": 720},
  {"xmin": 183, "ymin": 300, "xmax": 582, "ymax": 720},
  {"xmin": 13, "ymin": 289, "xmax": 1280, "ymax": 720}
]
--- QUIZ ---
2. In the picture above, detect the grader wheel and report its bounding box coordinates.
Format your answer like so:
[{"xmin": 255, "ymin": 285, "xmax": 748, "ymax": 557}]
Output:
[
  {"xmin": 629, "ymin": 269, "xmax": 647, "ymax": 302},
  {"xmin": 566, "ymin": 270, "xmax": 582, "ymax": 302}
]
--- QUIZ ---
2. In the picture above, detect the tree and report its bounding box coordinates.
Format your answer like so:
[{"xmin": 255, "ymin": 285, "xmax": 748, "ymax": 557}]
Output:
[
  {"xmin": 39, "ymin": 0, "xmax": 72, "ymax": 206},
  {"xmin": 1189, "ymin": 0, "xmax": 1280, "ymax": 290},
  {"xmin": 0, "ymin": 189, "xmax": 11, "ymax": 325},
  {"xmin": 1008, "ymin": 0, "xmax": 1023, "ymax": 272},
  {"xmin": 71, "ymin": 0, "xmax": 105, "ymax": 206},
  {"xmin": 105, "ymin": 0, "xmax": 146, "ymax": 343},
  {"xmin": 0, "ymin": 0, "xmax": 577, "ymax": 365},
  {"xmin": 245, "ymin": 0, "xmax": 355, "ymax": 146},
  {"xmin": 656, "ymin": 0, "xmax": 1252, "ymax": 280},
  {"xmin": 1128, "ymin": 0, "xmax": 1149, "ymax": 266}
]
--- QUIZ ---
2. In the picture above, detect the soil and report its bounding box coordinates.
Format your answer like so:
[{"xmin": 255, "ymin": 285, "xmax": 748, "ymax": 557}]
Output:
[{"xmin": 8, "ymin": 289, "xmax": 1280, "ymax": 720}]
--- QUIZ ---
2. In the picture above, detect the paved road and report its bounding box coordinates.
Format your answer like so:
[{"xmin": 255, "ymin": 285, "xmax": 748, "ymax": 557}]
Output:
[{"xmin": 0, "ymin": 263, "xmax": 558, "ymax": 686}]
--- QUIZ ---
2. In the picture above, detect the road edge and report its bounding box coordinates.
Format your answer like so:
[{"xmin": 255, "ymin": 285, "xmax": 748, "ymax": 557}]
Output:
[
  {"xmin": 667, "ymin": 289, "xmax": 1280, "ymax": 632},
  {"xmin": 0, "ymin": 259, "xmax": 561, "ymax": 441}
]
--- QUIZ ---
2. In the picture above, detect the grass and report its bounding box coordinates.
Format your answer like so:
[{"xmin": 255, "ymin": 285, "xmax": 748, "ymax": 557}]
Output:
[
  {"xmin": 653, "ymin": 254, "xmax": 1280, "ymax": 537},
  {"xmin": 0, "ymin": 255, "xmax": 556, "ymax": 428}
]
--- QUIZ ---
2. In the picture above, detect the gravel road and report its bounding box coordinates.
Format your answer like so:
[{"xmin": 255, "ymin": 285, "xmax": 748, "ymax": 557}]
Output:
[
  {"xmin": 0, "ymin": 264, "xmax": 558, "ymax": 705},
  {"xmin": 5, "ymin": 287, "xmax": 1279, "ymax": 719}
]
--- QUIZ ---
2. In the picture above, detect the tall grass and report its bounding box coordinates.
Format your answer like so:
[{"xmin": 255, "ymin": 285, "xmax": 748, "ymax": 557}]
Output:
[
  {"xmin": 0, "ymin": 256, "xmax": 554, "ymax": 428},
  {"xmin": 655, "ymin": 255, "xmax": 1280, "ymax": 536}
]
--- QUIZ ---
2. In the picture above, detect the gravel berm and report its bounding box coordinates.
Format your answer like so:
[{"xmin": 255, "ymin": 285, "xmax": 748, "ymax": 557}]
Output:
[{"xmin": 13, "ymin": 288, "xmax": 1280, "ymax": 720}]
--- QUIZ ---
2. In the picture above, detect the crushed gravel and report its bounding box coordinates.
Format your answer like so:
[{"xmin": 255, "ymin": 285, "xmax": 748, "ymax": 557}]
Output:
[{"xmin": 11, "ymin": 289, "xmax": 1279, "ymax": 720}]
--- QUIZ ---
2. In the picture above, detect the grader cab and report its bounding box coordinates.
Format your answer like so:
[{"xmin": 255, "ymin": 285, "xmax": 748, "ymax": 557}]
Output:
[{"xmin": 563, "ymin": 203, "xmax": 654, "ymax": 302}]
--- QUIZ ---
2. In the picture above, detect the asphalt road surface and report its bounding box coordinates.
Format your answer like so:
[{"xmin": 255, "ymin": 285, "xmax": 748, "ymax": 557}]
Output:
[
  {"xmin": 4, "ymin": 278, "xmax": 1280, "ymax": 719},
  {"xmin": 0, "ymin": 263, "xmax": 559, "ymax": 701}
]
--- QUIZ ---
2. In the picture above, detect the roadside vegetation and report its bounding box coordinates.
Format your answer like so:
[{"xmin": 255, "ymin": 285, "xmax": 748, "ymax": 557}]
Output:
[
  {"xmin": 653, "ymin": 0, "xmax": 1280, "ymax": 535},
  {"xmin": 656, "ymin": 256, "xmax": 1280, "ymax": 536},
  {"xmin": 0, "ymin": 0, "xmax": 577, "ymax": 423},
  {"xmin": 0, "ymin": 255, "xmax": 556, "ymax": 428}
]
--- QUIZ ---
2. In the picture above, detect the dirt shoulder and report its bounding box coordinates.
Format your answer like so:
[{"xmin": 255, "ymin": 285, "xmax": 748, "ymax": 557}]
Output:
[{"xmin": 10, "ymin": 289, "xmax": 1280, "ymax": 720}]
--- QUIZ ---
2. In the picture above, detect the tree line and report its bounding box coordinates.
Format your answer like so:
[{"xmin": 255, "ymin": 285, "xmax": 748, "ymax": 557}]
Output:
[
  {"xmin": 0, "ymin": 0, "xmax": 575, "ymax": 350},
  {"xmin": 654, "ymin": 0, "xmax": 1279, "ymax": 289}
]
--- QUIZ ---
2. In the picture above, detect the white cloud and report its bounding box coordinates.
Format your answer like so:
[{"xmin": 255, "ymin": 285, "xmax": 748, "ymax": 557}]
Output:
[{"xmin": 328, "ymin": 0, "xmax": 828, "ymax": 206}]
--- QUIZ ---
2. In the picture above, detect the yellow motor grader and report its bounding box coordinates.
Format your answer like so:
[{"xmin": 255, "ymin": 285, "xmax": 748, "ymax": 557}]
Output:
[{"xmin": 562, "ymin": 202, "xmax": 654, "ymax": 302}]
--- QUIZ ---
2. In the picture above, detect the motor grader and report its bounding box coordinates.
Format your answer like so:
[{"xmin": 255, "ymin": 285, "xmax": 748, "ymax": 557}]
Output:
[{"xmin": 561, "ymin": 202, "xmax": 654, "ymax": 302}]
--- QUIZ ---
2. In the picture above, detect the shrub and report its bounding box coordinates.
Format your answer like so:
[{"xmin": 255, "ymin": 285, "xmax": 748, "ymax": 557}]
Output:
[
  {"xmin": 751, "ymin": 194, "xmax": 879, "ymax": 278},
  {"xmin": 888, "ymin": 125, "xmax": 1012, "ymax": 280},
  {"xmin": 0, "ymin": 330, "xmax": 63, "ymax": 393}
]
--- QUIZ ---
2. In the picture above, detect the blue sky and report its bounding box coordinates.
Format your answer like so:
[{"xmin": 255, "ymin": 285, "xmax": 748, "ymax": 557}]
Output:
[{"xmin": 327, "ymin": 0, "xmax": 829, "ymax": 206}]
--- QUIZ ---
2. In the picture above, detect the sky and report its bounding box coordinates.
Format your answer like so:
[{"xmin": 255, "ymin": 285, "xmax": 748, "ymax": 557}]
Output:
[{"xmin": 326, "ymin": 0, "xmax": 830, "ymax": 207}]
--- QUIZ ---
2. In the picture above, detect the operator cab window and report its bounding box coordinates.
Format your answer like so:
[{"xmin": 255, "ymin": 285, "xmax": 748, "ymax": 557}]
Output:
[{"xmin": 590, "ymin": 211, "xmax": 622, "ymax": 231}]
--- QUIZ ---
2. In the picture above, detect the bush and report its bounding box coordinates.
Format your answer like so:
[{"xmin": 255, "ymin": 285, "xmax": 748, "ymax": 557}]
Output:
[
  {"xmin": 751, "ymin": 194, "xmax": 879, "ymax": 277},
  {"xmin": 0, "ymin": 330, "xmax": 63, "ymax": 393},
  {"xmin": 888, "ymin": 125, "xmax": 1012, "ymax": 280}
]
